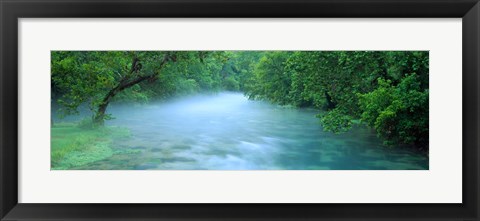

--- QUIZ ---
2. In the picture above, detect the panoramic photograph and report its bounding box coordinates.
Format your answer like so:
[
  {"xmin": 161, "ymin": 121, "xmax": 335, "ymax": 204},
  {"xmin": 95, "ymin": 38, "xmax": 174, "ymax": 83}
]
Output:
[{"xmin": 51, "ymin": 51, "xmax": 429, "ymax": 170}]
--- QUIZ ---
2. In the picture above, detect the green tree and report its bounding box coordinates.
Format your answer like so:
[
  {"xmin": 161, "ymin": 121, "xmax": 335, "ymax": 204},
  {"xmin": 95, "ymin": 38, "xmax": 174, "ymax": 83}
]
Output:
[
  {"xmin": 358, "ymin": 74, "xmax": 429, "ymax": 148},
  {"xmin": 242, "ymin": 51, "xmax": 429, "ymax": 149},
  {"xmin": 244, "ymin": 52, "xmax": 293, "ymax": 104},
  {"xmin": 52, "ymin": 51, "xmax": 204, "ymax": 125}
]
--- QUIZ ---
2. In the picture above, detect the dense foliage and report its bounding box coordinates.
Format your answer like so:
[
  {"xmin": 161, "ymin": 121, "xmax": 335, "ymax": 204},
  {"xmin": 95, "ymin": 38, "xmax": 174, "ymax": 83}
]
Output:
[
  {"xmin": 52, "ymin": 51, "xmax": 229, "ymax": 124},
  {"xmin": 242, "ymin": 51, "xmax": 429, "ymax": 149},
  {"xmin": 52, "ymin": 51, "xmax": 428, "ymax": 149}
]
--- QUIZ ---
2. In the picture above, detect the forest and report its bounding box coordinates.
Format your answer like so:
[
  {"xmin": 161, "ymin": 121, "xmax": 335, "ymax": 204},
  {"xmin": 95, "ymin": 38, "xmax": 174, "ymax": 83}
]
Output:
[{"xmin": 51, "ymin": 51, "xmax": 429, "ymax": 170}]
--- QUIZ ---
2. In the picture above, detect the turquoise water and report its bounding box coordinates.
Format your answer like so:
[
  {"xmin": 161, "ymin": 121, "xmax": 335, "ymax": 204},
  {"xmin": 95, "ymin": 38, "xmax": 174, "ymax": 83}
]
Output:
[{"xmin": 77, "ymin": 92, "xmax": 428, "ymax": 170}]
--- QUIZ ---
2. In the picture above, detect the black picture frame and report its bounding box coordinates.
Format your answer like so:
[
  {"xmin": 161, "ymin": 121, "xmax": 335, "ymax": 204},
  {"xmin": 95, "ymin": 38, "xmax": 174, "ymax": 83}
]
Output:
[{"xmin": 1, "ymin": 0, "xmax": 479, "ymax": 220}]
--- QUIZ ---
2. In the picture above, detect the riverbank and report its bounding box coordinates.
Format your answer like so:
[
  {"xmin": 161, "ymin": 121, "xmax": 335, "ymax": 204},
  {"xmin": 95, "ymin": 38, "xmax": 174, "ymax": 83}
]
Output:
[{"xmin": 51, "ymin": 122, "xmax": 130, "ymax": 170}]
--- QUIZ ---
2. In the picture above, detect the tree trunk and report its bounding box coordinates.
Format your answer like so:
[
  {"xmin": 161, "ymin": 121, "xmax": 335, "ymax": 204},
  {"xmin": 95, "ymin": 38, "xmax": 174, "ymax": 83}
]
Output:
[
  {"xmin": 93, "ymin": 76, "xmax": 146, "ymax": 125},
  {"xmin": 325, "ymin": 91, "xmax": 336, "ymax": 110},
  {"xmin": 94, "ymin": 89, "xmax": 117, "ymax": 125},
  {"xmin": 93, "ymin": 54, "xmax": 171, "ymax": 125}
]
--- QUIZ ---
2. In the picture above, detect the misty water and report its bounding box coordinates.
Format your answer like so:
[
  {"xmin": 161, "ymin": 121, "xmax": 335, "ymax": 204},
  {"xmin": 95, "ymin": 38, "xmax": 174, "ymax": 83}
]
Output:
[{"xmin": 75, "ymin": 92, "xmax": 428, "ymax": 170}]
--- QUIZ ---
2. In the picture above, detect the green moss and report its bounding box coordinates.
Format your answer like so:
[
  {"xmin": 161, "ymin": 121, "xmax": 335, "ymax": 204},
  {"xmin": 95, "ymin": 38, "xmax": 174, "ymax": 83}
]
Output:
[{"xmin": 51, "ymin": 123, "xmax": 130, "ymax": 170}]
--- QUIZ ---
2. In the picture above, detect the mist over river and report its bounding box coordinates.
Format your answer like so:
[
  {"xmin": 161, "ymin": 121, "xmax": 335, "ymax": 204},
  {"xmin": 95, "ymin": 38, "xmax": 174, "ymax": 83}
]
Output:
[{"xmin": 74, "ymin": 92, "xmax": 428, "ymax": 170}]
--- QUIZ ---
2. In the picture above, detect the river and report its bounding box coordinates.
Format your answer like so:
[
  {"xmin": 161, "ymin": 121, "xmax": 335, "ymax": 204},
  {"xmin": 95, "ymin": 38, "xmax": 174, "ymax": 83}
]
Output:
[{"xmin": 78, "ymin": 92, "xmax": 428, "ymax": 170}]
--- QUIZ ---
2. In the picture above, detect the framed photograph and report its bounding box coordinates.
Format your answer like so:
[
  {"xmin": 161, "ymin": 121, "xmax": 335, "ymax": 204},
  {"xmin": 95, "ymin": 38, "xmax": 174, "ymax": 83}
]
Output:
[{"xmin": 1, "ymin": 0, "xmax": 479, "ymax": 220}]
